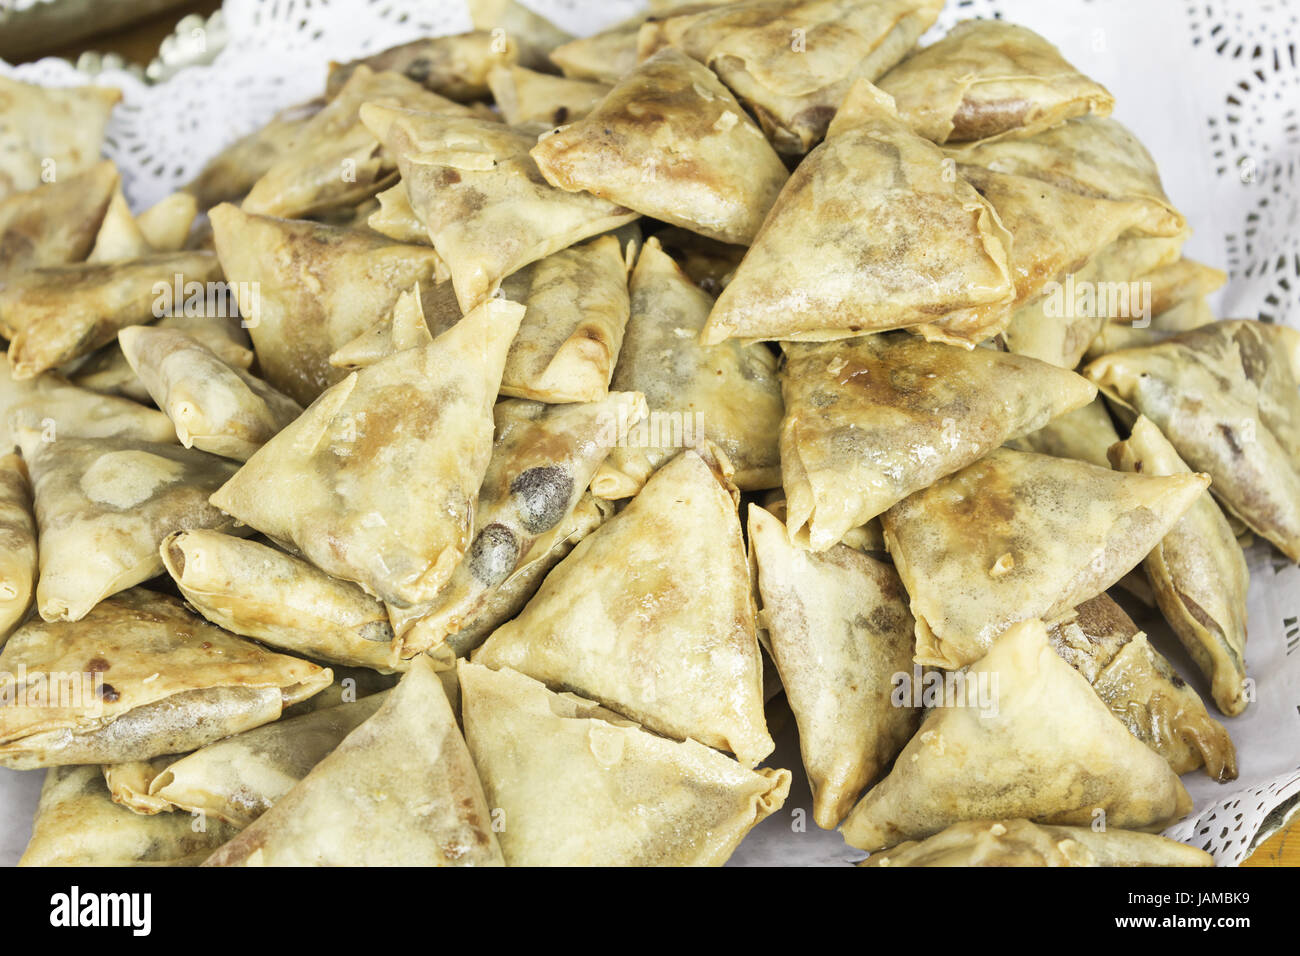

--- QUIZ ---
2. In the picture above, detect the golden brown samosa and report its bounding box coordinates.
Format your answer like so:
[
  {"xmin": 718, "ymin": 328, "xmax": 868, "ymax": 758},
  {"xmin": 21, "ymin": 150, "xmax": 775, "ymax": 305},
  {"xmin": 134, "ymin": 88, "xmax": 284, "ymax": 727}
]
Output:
[
  {"xmin": 748, "ymin": 504, "xmax": 918, "ymax": 828},
  {"xmin": 780, "ymin": 333, "xmax": 1096, "ymax": 550},
  {"xmin": 877, "ymin": 20, "xmax": 1114, "ymax": 144},
  {"xmin": 0, "ymin": 589, "xmax": 330, "ymax": 769},
  {"xmin": 203, "ymin": 656, "xmax": 503, "ymax": 866},
  {"xmin": 1085, "ymin": 320, "xmax": 1300, "ymax": 562},
  {"xmin": 881, "ymin": 447, "xmax": 1209, "ymax": 669},
  {"xmin": 20, "ymin": 431, "xmax": 242, "ymax": 623},
  {"xmin": 209, "ymin": 299, "xmax": 523, "ymax": 609},
  {"xmin": 531, "ymin": 47, "xmax": 788, "ymax": 245},
  {"xmin": 160, "ymin": 530, "xmax": 403, "ymax": 673},
  {"xmin": 474, "ymin": 448, "xmax": 773, "ymax": 767},
  {"xmin": 840, "ymin": 619, "xmax": 1193, "ymax": 851},
  {"xmin": 209, "ymin": 203, "xmax": 444, "ymax": 405},
  {"xmin": 118, "ymin": 326, "xmax": 301, "ymax": 461},
  {"xmin": 361, "ymin": 102, "xmax": 637, "ymax": 313},
  {"xmin": 594, "ymin": 237, "xmax": 782, "ymax": 496},
  {"xmin": 863, "ymin": 819, "xmax": 1211, "ymax": 867},
  {"xmin": 639, "ymin": 0, "xmax": 943, "ymax": 155},
  {"xmin": 1108, "ymin": 416, "xmax": 1251, "ymax": 715},
  {"xmin": 460, "ymin": 661, "xmax": 790, "ymax": 865},
  {"xmin": 700, "ymin": 81, "xmax": 1014, "ymax": 346}
]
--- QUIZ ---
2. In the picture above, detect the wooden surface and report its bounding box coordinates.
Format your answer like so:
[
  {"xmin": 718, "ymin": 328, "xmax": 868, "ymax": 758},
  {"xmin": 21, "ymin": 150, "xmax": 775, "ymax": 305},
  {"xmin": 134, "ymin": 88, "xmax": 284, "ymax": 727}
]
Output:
[{"xmin": 13, "ymin": 0, "xmax": 1300, "ymax": 869}]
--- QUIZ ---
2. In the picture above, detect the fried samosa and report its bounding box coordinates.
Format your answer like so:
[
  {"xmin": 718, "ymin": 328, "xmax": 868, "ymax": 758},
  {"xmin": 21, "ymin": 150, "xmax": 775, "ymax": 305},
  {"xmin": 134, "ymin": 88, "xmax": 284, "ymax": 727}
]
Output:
[
  {"xmin": 0, "ymin": 454, "xmax": 36, "ymax": 641},
  {"xmin": 203, "ymin": 656, "xmax": 503, "ymax": 866},
  {"xmin": 840, "ymin": 619, "xmax": 1193, "ymax": 851},
  {"xmin": 1109, "ymin": 416, "xmax": 1251, "ymax": 715},
  {"xmin": 19, "ymin": 765, "xmax": 237, "ymax": 867},
  {"xmin": 877, "ymin": 20, "xmax": 1114, "ymax": 144},
  {"xmin": 488, "ymin": 65, "xmax": 609, "ymax": 126},
  {"xmin": 1085, "ymin": 320, "xmax": 1300, "ymax": 562},
  {"xmin": 111, "ymin": 692, "xmax": 387, "ymax": 827},
  {"xmin": 393, "ymin": 392, "xmax": 646, "ymax": 657},
  {"xmin": 780, "ymin": 333, "xmax": 1096, "ymax": 549},
  {"xmin": 748, "ymin": 504, "xmax": 918, "ymax": 828},
  {"xmin": 20, "ymin": 431, "xmax": 242, "ymax": 622},
  {"xmin": 209, "ymin": 203, "xmax": 445, "ymax": 404},
  {"xmin": 0, "ymin": 589, "xmax": 330, "ymax": 769},
  {"xmin": 2, "ymin": 251, "xmax": 223, "ymax": 379},
  {"xmin": 209, "ymin": 299, "xmax": 523, "ymax": 609},
  {"xmin": 0, "ymin": 358, "xmax": 176, "ymax": 447},
  {"xmin": 183, "ymin": 96, "xmax": 326, "ymax": 209},
  {"xmin": 0, "ymin": 160, "xmax": 117, "ymax": 281},
  {"xmin": 1048, "ymin": 594, "xmax": 1237, "ymax": 779},
  {"xmin": 361, "ymin": 102, "xmax": 637, "ymax": 312},
  {"xmin": 460, "ymin": 661, "xmax": 790, "ymax": 865},
  {"xmin": 118, "ymin": 326, "xmax": 302, "ymax": 461},
  {"xmin": 863, "ymin": 819, "xmax": 1211, "ymax": 867},
  {"xmin": 242, "ymin": 66, "xmax": 485, "ymax": 221},
  {"xmin": 639, "ymin": 0, "xmax": 943, "ymax": 155},
  {"xmin": 700, "ymin": 81, "xmax": 1014, "ymax": 346},
  {"xmin": 161, "ymin": 530, "xmax": 402, "ymax": 672},
  {"xmin": 881, "ymin": 447, "xmax": 1209, "ymax": 669},
  {"xmin": 325, "ymin": 31, "xmax": 518, "ymax": 102},
  {"xmin": 1007, "ymin": 396, "xmax": 1120, "ymax": 469},
  {"xmin": 474, "ymin": 448, "xmax": 773, "ymax": 766},
  {"xmin": 0, "ymin": 76, "xmax": 121, "ymax": 202},
  {"xmin": 594, "ymin": 237, "xmax": 781, "ymax": 496},
  {"xmin": 531, "ymin": 47, "xmax": 788, "ymax": 245},
  {"xmin": 499, "ymin": 231, "xmax": 634, "ymax": 403}
]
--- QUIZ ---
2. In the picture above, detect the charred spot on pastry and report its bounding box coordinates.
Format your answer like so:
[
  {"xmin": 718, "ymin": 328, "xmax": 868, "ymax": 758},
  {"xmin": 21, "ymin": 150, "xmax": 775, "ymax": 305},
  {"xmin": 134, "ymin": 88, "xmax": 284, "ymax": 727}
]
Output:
[
  {"xmin": 468, "ymin": 522, "xmax": 520, "ymax": 587},
  {"xmin": 510, "ymin": 465, "xmax": 573, "ymax": 534},
  {"xmin": 1218, "ymin": 422, "xmax": 1243, "ymax": 457},
  {"xmin": 358, "ymin": 620, "xmax": 395, "ymax": 643},
  {"xmin": 405, "ymin": 57, "xmax": 432, "ymax": 83}
]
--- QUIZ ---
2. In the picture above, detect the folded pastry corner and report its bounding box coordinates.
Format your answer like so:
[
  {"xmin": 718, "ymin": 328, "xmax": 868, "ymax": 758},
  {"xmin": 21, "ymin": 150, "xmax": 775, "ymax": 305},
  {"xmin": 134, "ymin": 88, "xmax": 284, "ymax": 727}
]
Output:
[{"xmin": 498, "ymin": 231, "xmax": 634, "ymax": 404}]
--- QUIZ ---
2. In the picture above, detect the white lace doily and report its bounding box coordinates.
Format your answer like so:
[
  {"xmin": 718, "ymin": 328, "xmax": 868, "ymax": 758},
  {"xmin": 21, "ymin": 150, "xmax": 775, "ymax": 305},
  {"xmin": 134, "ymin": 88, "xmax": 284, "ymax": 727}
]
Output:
[{"xmin": 1, "ymin": 0, "xmax": 1298, "ymax": 867}]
